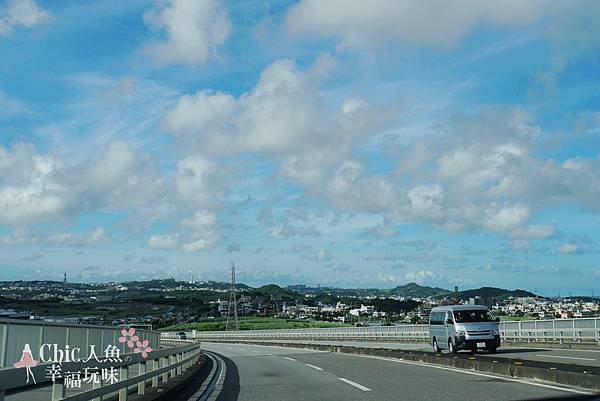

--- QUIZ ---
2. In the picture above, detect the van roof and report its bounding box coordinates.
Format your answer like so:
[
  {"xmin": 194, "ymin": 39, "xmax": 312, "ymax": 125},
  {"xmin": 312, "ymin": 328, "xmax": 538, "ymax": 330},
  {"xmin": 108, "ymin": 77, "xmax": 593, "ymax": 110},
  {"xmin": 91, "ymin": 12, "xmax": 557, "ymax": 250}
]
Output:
[{"xmin": 430, "ymin": 304, "xmax": 488, "ymax": 312}]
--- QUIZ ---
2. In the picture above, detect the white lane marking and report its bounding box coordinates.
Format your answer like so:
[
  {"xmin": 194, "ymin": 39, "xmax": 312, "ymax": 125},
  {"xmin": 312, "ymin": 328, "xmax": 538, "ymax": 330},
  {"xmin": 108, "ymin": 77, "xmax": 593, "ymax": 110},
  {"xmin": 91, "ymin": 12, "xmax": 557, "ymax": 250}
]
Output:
[
  {"xmin": 284, "ymin": 357, "xmax": 296, "ymax": 361},
  {"xmin": 252, "ymin": 350, "xmax": 261, "ymax": 354},
  {"xmin": 305, "ymin": 363, "xmax": 324, "ymax": 371},
  {"xmin": 534, "ymin": 355, "xmax": 596, "ymax": 361},
  {"xmin": 346, "ymin": 354, "xmax": 592, "ymax": 395},
  {"xmin": 338, "ymin": 377, "xmax": 372, "ymax": 392}
]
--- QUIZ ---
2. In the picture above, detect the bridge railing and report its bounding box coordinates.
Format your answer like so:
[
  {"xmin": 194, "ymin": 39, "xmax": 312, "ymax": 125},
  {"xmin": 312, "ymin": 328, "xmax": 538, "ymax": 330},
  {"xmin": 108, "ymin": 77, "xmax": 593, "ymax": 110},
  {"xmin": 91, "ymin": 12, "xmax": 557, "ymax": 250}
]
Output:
[{"xmin": 179, "ymin": 317, "xmax": 600, "ymax": 345}]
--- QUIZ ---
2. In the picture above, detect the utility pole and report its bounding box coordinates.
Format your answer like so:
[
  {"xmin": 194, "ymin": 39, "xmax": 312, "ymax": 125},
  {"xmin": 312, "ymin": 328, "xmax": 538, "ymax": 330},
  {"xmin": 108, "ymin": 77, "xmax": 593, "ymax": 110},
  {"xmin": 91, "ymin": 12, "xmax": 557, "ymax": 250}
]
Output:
[{"xmin": 226, "ymin": 261, "xmax": 239, "ymax": 331}]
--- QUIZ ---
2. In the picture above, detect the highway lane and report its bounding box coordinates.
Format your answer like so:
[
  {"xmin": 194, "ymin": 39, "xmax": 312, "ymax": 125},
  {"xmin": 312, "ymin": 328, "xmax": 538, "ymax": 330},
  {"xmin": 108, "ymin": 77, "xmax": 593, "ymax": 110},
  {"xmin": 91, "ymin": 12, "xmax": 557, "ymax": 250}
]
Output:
[
  {"xmin": 226, "ymin": 340, "xmax": 600, "ymax": 368},
  {"xmin": 203, "ymin": 342, "xmax": 592, "ymax": 401}
]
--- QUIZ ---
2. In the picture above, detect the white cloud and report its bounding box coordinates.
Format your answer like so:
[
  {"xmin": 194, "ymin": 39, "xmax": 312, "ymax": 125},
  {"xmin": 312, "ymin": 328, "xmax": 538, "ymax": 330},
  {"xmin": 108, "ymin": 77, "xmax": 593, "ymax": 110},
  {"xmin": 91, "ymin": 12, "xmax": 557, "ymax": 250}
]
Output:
[
  {"xmin": 176, "ymin": 157, "xmax": 226, "ymax": 209},
  {"xmin": 301, "ymin": 247, "xmax": 332, "ymax": 261},
  {"xmin": 510, "ymin": 224, "xmax": 555, "ymax": 239},
  {"xmin": 0, "ymin": 0, "xmax": 50, "ymax": 36},
  {"xmin": 268, "ymin": 224, "xmax": 321, "ymax": 240},
  {"xmin": 149, "ymin": 210, "xmax": 220, "ymax": 253},
  {"xmin": 557, "ymin": 243, "xmax": 578, "ymax": 254},
  {"xmin": 48, "ymin": 227, "xmax": 111, "ymax": 247},
  {"xmin": 144, "ymin": 0, "xmax": 231, "ymax": 66},
  {"xmin": 163, "ymin": 57, "xmax": 400, "ymax": 158},
  {"xmin": 0, "ymin": 141, "xmax": 220, "ymax": 227},
  {"xmin": 0, "ymin": 229, "xmax": 38, "ymax": 245},
  {"xmin": 0, "ymin": 90, "xmax": 28, "ymax": 118},
  {"xmin": 285, "ymin": 0, "xmax": 549, "ymax": 49},
  {"xmin": 148, "ymin": 233, "xmax": 180, "ymax": 249}
]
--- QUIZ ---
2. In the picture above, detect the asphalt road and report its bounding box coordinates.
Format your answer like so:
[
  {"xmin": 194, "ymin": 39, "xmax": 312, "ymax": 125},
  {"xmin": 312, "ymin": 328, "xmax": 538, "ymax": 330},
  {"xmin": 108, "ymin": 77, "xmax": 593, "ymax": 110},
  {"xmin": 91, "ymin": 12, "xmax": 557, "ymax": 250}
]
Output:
[
  {"xmin": 203, "ymin": 342, "xmax": 597, "ymax": 401},
  {"xmin": 230, "ymin": 340, "xmax": 600, "ymax": 368}
]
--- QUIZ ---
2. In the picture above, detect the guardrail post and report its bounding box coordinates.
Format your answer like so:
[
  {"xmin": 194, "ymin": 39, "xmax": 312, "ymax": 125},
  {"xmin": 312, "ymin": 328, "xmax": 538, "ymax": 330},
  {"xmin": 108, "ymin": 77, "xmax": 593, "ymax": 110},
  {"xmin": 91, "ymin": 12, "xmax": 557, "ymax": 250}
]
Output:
[
  {"xmin": 162, "ymin": 356, "xmax": 169, "ymax": 383},
  {"xmin": 0, "ymin": 322, "xmax": 9, "ymax": 368},
  {"xmin": 52, "ymin": 379, "xmax": 65, "ymax": 401},
  {"xmin": 152, "ymin": 359, "xmax": 159, "ymax": 388},
  {"xmin": 119, "ymin": 365, "xmax": 129, "ymax": 401},
  {"xmin": 176, "ymin": 353, "xmax": 182, "ymax": 375},
  {"xmin": 170, "ymin": 355, "xmax": 176, "ymax": 378},
  {"xmin": 92, "ymin": 376, "xmax": 103, "ymax": 401},
  {"xmin": 138, "ymin": 361, "xmax": 146, "ymax": 395}
]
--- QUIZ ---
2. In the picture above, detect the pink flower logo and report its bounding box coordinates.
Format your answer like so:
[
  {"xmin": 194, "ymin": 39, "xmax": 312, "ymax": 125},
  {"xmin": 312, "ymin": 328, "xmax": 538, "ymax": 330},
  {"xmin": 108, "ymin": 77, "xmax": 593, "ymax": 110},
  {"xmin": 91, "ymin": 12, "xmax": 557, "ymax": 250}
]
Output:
[
  {"xmin": 134, "ymin": 339, "xmax": 153, "ymax": 359},
  {"xmin": 118, "ymin": 328, "xmax": 152, "ymax": 359},
  {"xmin": 118, "ymin": 328, "xmax": 139, "ymax": 349}
]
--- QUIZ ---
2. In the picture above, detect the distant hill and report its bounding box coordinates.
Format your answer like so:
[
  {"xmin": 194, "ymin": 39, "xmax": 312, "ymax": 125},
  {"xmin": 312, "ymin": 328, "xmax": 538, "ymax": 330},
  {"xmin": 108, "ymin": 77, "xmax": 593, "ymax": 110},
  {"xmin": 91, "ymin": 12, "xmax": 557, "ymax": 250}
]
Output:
[
  {"xmin": 458, "ymin": 287, "xmax": 537, "ymax": 300},
  {"xmin": 252, "ymin": 284, "xmax": 300, "ymax": 300},
  {"xmin": 386, "ymin": 283, "xmax": 539, "ymax": 300},
  {"xmin": 389, "ymin": 283, "xmax": 450, "ymax": 298}
]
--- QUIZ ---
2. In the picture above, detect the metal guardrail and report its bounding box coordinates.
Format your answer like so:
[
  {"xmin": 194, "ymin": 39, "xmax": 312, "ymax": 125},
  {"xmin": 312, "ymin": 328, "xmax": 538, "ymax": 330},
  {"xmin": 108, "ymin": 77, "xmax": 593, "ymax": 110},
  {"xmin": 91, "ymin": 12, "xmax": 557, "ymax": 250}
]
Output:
[
  {"xmin": 181, "ymin": 317, "xmax": 600, "ymax": 345},
  {"xmin": 0, "ymin": 339, "xmax": 201, "ymax": 401}
]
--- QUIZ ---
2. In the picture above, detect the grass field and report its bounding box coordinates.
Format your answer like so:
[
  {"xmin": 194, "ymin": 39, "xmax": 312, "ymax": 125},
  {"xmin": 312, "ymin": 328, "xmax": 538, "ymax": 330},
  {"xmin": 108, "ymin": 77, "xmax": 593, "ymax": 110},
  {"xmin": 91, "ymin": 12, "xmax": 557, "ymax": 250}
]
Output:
[{"xmin": 162, "ymin": 317, "xmax": 348, "ymax": 331}]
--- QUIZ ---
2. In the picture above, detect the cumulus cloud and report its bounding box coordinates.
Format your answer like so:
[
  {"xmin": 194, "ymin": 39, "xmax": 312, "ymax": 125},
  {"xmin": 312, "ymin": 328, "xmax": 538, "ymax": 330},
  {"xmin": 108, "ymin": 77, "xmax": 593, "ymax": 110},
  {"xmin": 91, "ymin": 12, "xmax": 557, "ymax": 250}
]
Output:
[
  {"xmin": 144, "ymin": 0, "xmax": 231, "ymax": 66},
  {"xmin": 0, "ymin": 229, "xmax": 38, "ymax": 245},
  {"xmin": 148, "ymin": 233, "xmax": 180, "ymax": 249},
  {"xmin": 301, "ymin": 247, "xmax": 333, "ymax": 262},
  {"xmin": 268, "ymin": 224, "xmax": 321, "ymax": 240},
  {"xmin": 0, "ymin": 0, "xmax": 50, "ymax": 36},
  {"xmin": 384, "ymin": 110, "xmax": 600, "ymax": 234},
  {"xmin": 163, "ymin": 56, "xmax": 400, "ymax": 158},
  {"xmin": 0, "ymin": 141, "xmax": 172, "ymax": 226},
  {"xmin": 176, "ymin": 157, "xmax": 227, "ymax": 209},
  {"xmin": 48, "ymin": 227, "xmax": 111, "ymax": 247},
  {"xmin": 557, "ymin": 243, "xmax": 578, "ymax": 254},
  {"xmin": 148, "ymin": 210, "xmax": 220, "ymax": 253},
  {"xmin": 285, "ymin": 0, "xmax": 549, "ymax": 49}
]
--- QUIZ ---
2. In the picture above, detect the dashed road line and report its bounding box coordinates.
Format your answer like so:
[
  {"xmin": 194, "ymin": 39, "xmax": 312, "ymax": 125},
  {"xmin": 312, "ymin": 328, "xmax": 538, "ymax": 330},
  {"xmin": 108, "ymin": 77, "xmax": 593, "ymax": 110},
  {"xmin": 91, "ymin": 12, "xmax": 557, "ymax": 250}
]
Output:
[
  {"xmin": 305, "ymin": 363, "xmax": 324, "ymax": 371},
  {"xmin": 338, "ymin": 377, "xmax": 372, "ymax": 391},
  {"xmin": 284, "ymin": 357, "xmax": 296, "ymax": 361}
]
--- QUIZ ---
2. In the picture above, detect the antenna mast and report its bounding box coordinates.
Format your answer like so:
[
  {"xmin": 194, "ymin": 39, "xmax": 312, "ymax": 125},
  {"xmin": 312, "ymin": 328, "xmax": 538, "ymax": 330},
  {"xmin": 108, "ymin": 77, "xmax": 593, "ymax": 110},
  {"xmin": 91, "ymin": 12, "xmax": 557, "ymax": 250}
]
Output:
[{"xmin": 226, "ymin": 261, "xmax": 239, "ymax": 331}]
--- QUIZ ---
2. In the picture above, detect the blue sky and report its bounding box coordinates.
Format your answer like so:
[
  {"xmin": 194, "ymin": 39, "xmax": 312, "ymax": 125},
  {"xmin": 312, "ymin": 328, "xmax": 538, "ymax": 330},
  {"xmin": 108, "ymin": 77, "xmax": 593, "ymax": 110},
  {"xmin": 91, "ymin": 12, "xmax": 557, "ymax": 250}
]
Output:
[{"xmin": 1, "ymin": 0, "xmax": 600, "ymax": 295}]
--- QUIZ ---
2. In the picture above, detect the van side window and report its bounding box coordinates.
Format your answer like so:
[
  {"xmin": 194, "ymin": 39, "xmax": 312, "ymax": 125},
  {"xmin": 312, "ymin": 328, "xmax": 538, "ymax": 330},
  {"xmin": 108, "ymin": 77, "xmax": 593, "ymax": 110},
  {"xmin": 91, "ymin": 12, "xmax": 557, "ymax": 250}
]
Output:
[{"xmin": 429, "ymin": 311, "xmax": 444, "ymax": 325}]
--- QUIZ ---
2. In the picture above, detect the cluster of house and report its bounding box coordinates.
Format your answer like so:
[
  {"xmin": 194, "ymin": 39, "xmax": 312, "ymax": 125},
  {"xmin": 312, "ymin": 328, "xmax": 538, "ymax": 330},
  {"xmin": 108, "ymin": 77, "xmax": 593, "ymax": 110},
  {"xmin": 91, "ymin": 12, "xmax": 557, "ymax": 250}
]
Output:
[{"xmin": 491, "ymin": 297, "xmax": 600, "ymax": 319}]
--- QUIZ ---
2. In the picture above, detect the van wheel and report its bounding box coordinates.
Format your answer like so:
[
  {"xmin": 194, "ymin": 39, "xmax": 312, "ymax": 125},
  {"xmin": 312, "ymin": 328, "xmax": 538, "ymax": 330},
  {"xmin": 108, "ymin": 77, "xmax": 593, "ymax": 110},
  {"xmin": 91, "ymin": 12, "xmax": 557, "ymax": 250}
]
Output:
[
  {"xmin": 448, "ymin": 339, "xmax": 457, "ymax": 354},
  {"xmin": 433, "ymin": 338, "xmax": 440, "ymax": 353},
  {"xmin": 487, "ymin": 347, "xmax": 497, "ymax": 354}
]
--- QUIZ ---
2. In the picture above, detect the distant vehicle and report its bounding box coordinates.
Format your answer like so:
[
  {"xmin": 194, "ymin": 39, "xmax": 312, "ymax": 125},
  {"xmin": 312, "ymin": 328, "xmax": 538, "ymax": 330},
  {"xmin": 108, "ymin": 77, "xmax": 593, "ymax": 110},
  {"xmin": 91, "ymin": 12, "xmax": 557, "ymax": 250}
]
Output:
[
  {"xmin": 429, "ymin": 305, "xmax": 500, "ymax": 354},
  {"xmin": 175, "ymin": 331, "xmax": 187, "ymax": 340}
]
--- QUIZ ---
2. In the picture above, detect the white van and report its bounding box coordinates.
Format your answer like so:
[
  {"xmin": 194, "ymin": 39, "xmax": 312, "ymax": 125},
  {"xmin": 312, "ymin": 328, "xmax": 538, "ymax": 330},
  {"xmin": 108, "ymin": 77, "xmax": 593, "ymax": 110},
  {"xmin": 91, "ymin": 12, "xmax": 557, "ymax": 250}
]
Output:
[{"xmin": 429, "ymin": 305, "xmax": 501, "ymax": 354}]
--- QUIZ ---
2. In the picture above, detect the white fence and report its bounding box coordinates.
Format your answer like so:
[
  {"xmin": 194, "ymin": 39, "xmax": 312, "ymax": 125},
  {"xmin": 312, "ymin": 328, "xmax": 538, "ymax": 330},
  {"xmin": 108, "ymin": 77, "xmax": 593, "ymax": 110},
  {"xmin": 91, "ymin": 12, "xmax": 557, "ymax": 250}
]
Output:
[{"xmin": 184, "ymin": 318, "xmax": 600, "ymax": 345}]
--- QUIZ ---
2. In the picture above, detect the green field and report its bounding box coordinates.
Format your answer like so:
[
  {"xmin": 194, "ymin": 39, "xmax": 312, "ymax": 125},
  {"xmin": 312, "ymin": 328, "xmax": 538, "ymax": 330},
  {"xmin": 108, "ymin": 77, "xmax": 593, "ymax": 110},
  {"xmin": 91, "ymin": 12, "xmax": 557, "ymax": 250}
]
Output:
[{"xmin": 162, "ymin": 317, "xmax": 348, "ymax": 331}]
